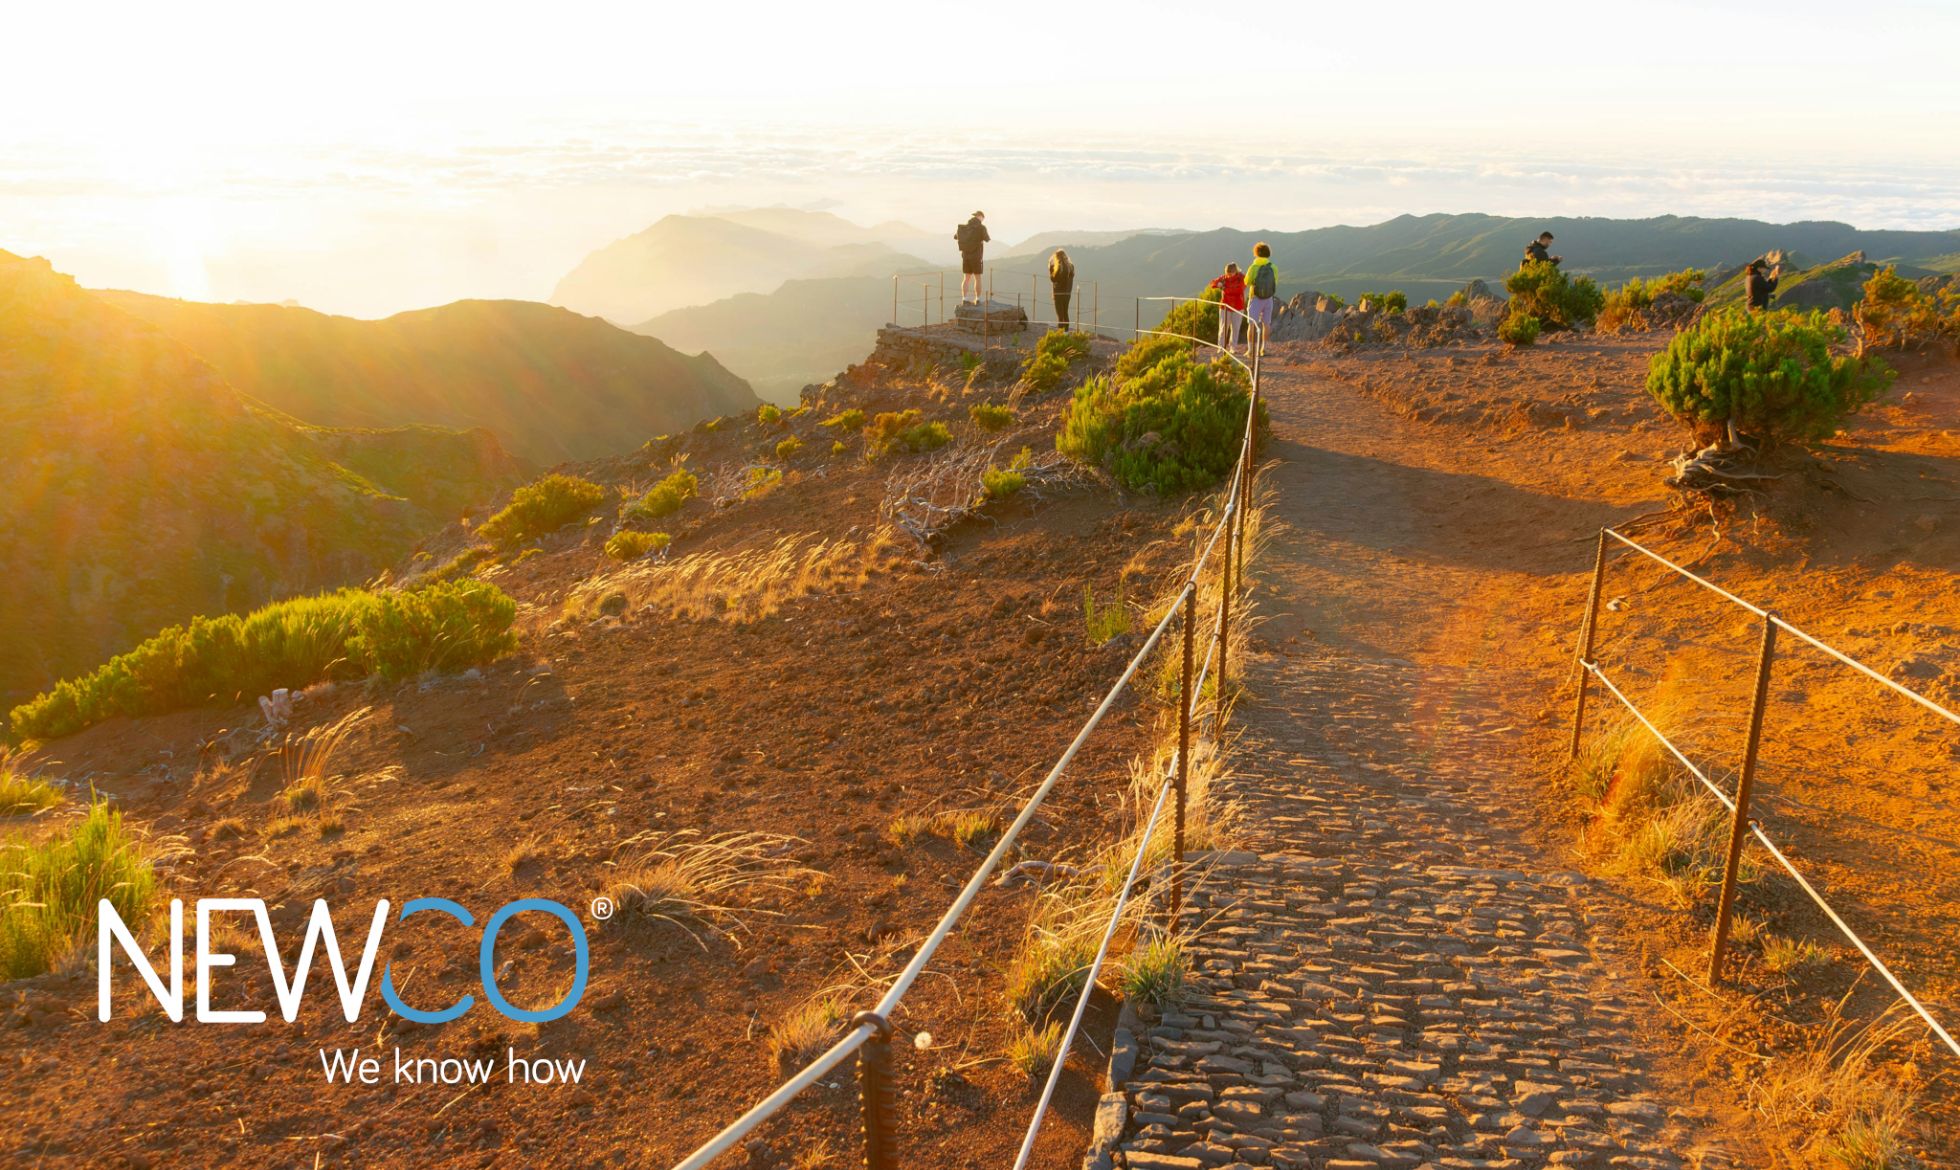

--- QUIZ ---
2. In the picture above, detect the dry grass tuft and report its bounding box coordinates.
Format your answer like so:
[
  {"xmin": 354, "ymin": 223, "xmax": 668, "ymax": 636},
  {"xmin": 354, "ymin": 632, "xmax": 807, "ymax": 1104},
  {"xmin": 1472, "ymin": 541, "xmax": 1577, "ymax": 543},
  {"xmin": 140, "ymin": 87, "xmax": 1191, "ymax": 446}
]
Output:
[
  {"xmin": 601, "ymin": 831, "xmax": 814, "ymax": 947},
  {"xmin": 1753, "ymin": 1001, "xmax": 1927, "ymax": 1169},
  {"xmin": 0, "ymin": 770, "xmax": 64, "ymax": 816},
  {"xmin": 1006, "ymin": 1019, "xmax": 1065, "ymax": 1080},
  {"xmin": 271, "ymin": 707, "xmax": 370, "ymax": 828},
  {"xmin": 1120, "ymin": 933, "xmax": 1189, "ymax": 1012},
  {"xmin": 767, "ymin": 992, "xmax": 850, "ymax": 1068},
  {"xmin": 504, "ymin": 838, "xmax": 542, "ymax": 875},
  {"xmin": 1570, "ymin": 713, "xmax": 1740, "ymax": 907},
  {"xmin": 567, "ymin": 529, "xmax": 903, "ymax": 625}
]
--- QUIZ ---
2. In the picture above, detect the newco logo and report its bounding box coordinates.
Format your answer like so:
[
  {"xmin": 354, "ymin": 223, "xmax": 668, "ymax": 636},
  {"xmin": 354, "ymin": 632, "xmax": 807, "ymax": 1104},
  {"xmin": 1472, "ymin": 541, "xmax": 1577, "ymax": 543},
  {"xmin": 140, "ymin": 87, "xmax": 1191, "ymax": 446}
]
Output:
[{"xmin": 98, "ymin": 897, "xmax": 590, "ymax": 1024}]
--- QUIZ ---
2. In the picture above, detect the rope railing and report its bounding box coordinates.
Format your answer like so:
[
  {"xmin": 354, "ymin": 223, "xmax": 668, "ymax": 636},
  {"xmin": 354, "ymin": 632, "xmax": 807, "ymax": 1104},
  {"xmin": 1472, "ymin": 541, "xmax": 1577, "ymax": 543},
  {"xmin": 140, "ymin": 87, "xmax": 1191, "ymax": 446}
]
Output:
[
  {"xmin": 1569, "ymin": 527, "xmax": 1960, "ymax": 1060},
  {"xmin": 668, "ymin": 300, "xmax": 1266, "ymax": 1170}
]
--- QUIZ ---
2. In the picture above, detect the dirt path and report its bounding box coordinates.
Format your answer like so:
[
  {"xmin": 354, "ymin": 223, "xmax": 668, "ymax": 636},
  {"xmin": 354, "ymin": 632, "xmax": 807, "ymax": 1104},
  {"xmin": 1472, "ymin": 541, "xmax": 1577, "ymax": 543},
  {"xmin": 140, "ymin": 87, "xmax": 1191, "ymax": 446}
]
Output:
[{"xmin": 1111, "ymin": 352, "xmax": 1754, "ymax": 1168}]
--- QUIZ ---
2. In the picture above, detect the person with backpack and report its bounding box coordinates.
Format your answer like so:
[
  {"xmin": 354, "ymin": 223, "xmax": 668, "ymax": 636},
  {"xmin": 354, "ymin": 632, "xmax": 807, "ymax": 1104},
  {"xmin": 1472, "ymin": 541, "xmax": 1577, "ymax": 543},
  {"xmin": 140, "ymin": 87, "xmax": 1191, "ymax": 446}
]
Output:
[
  {"xmin": 1245, "ymin": 243, "xmax": 1278, "ymax": 353},
  {"xmin": 1207, "ymin": 262, "xmax": 1248, "ymax": 354},
  {"xmin": 1049, "ymin": 249, "xmax": 1075, "ymax": 330},
  {"xmin": 1744, "ymin": 258, "xmax": 1782, "ymax": 310},
  {"xmin": 1522, "ymin": 231, "xmax": 1561, "ymax": 268},
  {"xmin": 955, "ymin": 211, "xmax": 990, "ymax": 303}
]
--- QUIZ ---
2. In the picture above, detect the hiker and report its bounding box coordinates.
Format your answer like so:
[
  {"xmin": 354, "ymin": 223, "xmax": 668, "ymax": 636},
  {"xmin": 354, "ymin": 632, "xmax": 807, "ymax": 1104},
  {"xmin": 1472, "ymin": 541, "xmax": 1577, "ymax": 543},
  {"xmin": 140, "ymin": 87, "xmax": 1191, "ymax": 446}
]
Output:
[
  {"xmin": 1245, "ymin": 243, "xmax": 1278, "ymax": 352},
  {"xmin": 1744, "ymin": 258, "xmax": 1782, "ymax": 310},
  {"xmin": 1049, "ymin": 248, "xmax": 1075, "ymax": 329},
  {"xmin": 1522, "ymin": 231, "xmax": 1561, "ymax": 268},
  {"xmin": 1207, "ymin": 262, "xmax": 1247, "ymax": 353},
  {"xmin": 955, "ymin": 211, "xmax": 990, "ymax": 303}
]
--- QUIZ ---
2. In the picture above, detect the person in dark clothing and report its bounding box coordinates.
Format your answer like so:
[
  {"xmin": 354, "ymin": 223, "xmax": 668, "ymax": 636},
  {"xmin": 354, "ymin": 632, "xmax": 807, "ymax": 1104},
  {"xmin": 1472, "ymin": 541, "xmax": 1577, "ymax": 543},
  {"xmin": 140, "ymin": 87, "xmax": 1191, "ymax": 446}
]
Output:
[
  {"xmin": 1744, "ymin": 258, "xmax": 1782, "ymax": 310},
  {"xmin": 1522, "ymin": 231, "xmax": 1561, "ymax": 268},
  {"xmin": 955, "ymin": 211, "xmax": 990, "ymax": 303},
  {"xmin": 1049, "ymin": 249, "xmax": 1075, "ymax": 330}
]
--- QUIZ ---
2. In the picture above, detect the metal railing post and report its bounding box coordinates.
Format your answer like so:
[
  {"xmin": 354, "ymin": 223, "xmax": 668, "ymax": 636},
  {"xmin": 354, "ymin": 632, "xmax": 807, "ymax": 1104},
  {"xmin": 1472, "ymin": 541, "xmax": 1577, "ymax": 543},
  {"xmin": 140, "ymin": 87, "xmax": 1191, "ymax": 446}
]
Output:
[
  {"xmin": 1134, "ymin": 297, "xmax": 1140, "ymax": 339},
  {"xmin": 853, "ymin": 1012, "xmax": 899, "ymax": 1170},
  {"xmin": 1215, "ymin": 503, "xmax": 1235, "ymax": 726},
  {"xmin": 1709, "ymin": 615, "xmax": 1779, "ymax": 984},
  {"xmin": 938, "ymin": 273, "xmax": 944, "ymax": 326},
  {"xmin": 1171, "ymin": 586, "xmax": 1194, "ymax": 927},
  {"xmin": 891, "ymin": 276, "xmax": 898, "ymax": 327},
  {"xmin": 1568, "ymin": 530, "xmax": 1611, "ymax": 760}
]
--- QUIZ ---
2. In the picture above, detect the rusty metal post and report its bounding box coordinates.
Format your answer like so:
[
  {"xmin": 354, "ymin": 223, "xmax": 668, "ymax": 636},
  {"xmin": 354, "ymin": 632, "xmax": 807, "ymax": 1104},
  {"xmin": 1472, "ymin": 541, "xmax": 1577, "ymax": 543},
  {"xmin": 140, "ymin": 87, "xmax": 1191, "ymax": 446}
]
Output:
[
  {"xmin": 891, "ymin": 276, "xmax": 898, "ymax": 327},
  {"xmin": 920, "ymin": 284, "xmax": 928, "ymax": 329},
  {"xmin": 1709, "ymin": 615, "xmax": 1779, "ymax": 984},
  {"xmin": 1568, "ymin": 530, "xmax": 1611, "ymax": 760},
  {"xmin": 853, "ymin": 1012, "xmax": 898, "ymax": 1170},
  {"xmin": 1234, "ymin": 453, "xmax": 1250, "ymax": 584},
  {"xmin": 1215, "ymin": 502, "xmax": 1235, "ymax": 726},
  {"xmin": 1134, "ymin": 297, "xmax": 1140, "ymax": 339},
  {"xmin": 1171, "ymin": 586, "xmax": 1195, "ymax": 927},
  {"xmin": 938, "ymin": 272, "xmax": 944, "ymax": 325}
]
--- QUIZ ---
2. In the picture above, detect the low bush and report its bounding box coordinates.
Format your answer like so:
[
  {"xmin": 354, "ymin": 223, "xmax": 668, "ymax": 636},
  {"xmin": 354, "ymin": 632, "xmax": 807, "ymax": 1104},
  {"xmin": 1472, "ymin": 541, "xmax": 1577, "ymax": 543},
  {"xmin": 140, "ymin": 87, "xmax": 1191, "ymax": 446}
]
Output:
[
  {"xmin": 1154, "ymin": 288, "xmax": 1221, "ymax": 345},
  {"xmin": 1505, "ymin": 261, "xmax": 1605, "ymax": 331},
  {"xmin": 1498, "ymin": 314, "xmax": 1542, "ymax": 347},
  {"xmin": 830, "ymin": 439, "xmax": 848, "ymax": 456},
  {"xmin": 622, "ymin": 469, "xmax": 698, "ymax": 523},
  {"xmin": 982, "ymin": 448, "xmax": 1033, "ymax": 499},
  {"xmin": 1599, "ymin": 269, "xmax": 1707, "ymax": 333},
  {"xmin": 969, "ymin": 402, "xmax": 1015, "ymax": 431},
  {"xmin": 866, "ymin": 410, "xmax": 952, "ymax": 459},
  {"xmin": 0, "ymin": 772, "xmax": 63, "ymax": 816},
  {"xmin": 1006, "ymin": 925, "xmax": 1095, "ymax": 1024},
  {"xmin": 757, "ymin": 403, "xmax": 783, "ymax": 426},
  {"xmin": 605, "ymin": 530, "xmax": 671, "ymax": 561},
  {"xmin": 1021, "ymin": 331, "xmax": 1095, "ymax": 393},
  {"xmin": 1359, "ymin": 290, "xmax": 1407, "ymax": 314},
  {"xmin": 769, "ymin": 993, "xmax": 848, "ymax": 1068},
  {"xmin": 1, "ymin": 800, "xmax": 155, "ymax": 979},
  {"xmin": 775, "ymin": 435, "xmax": 803, "ymax": 461},
  {"xmin": 1059, "ymin": 333, "xmax": 1254, "ymax": 494},
  {"xmin": 743, "ymin": 466, "xmax": 784, "ymax": 498},
  {"xmin": 10, "ymin": 580, "xmax": 518, "ymax": 741},
  {"xmin": 477, "ymin": 473, "xmax": 608, "ymax": 549},
  {"xmin": 1647, "ymin": 306, "xmax": 1893, "ymax": 445},
  {"xmin": 821, "ymin": 408, "xmax": 867, "ymax": 432},
  {"xmin": 1855, "ymin": 265, "xmax": 1960, "ymax": 354}
]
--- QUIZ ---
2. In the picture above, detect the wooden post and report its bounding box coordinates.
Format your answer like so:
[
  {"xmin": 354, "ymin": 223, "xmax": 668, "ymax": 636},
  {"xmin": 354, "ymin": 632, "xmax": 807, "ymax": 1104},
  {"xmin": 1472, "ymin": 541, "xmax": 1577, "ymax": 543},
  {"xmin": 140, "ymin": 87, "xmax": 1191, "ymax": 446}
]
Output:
[
  {"xmin": 1568, "ymin": 530, "xmax": 1610, "ymax": 760},
  {"xmin": 1709, "ymin": 615, "xmax": 1779, "ymax": 984}
]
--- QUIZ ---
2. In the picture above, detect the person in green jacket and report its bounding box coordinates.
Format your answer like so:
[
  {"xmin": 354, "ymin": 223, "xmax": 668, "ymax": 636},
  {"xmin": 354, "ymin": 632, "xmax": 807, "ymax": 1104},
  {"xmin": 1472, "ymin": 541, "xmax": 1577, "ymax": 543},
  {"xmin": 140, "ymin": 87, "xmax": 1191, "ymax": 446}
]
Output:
[{"xmin": 1244, "ymin": 243, "xmax": 1278, "ymax": 354}]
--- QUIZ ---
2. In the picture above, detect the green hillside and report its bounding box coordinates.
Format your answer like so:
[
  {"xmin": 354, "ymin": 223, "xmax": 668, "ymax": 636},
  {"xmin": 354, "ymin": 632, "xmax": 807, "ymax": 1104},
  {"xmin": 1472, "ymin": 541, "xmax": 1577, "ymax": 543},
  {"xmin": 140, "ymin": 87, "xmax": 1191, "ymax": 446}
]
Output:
[
  {"xmin": 0, "ymin": 251, "xmax": 521, "ymax": 706},
  {"xmin": 97, "ymin": 292, "xmax": 758, "ymax": 464}
]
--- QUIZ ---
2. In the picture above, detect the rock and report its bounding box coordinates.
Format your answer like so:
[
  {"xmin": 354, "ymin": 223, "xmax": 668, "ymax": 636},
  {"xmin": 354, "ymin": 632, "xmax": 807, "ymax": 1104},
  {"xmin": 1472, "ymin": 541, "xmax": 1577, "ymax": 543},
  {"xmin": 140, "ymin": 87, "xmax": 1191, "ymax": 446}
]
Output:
[
  {"xmin": 598, "ymin": 592, "xmax": 629, "ymax": 617},
  {"xmin": 952, "ymin": 299, "xmax": 1029, "ymax": 335}
]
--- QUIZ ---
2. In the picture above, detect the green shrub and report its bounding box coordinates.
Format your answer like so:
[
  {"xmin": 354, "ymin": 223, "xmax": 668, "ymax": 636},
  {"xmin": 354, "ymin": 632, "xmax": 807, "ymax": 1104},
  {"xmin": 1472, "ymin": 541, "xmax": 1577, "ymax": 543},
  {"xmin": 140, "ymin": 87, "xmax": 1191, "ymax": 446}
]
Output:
[
  {"xmin": 1007, "ymin": 1020, "xmax": 1065, "ymax": 1079},
  {"xmin": 743, "ymin": 466, "xmax": 784, "ymax": 498},
  {"xmin": 476, "ymin": 473, "xmax": 608, "ymax": 549},
  {"xmin": 958, "ymin": 351, "xmax": 983, "ymax": 377},
  {"xmin": 1360, "ymin": 290, "xmax": 1407, "ymax": 313},
  {"xmin": 1499, "ymin": 314, "xmax": 1542, "ymax": 347},
  {"xmin": 757, "ymin": 403, "xmax": 783, "ymax": 426},
  {"xmin": 821, "ymin": 408, "xmax": 867, "ymax": 432},
  {"xmin": 604, "ymin": 531, "xmax": 671, "ymax": 561},
  {"xmin": 1445, "ymin": 290, "xmax": 1468, "ymax": 309},
  {"xmin": 1321, "ymin": 292, "xmax": 1347, "ymax": 311},
  {"xmin": 867, "ymin": 410, "xmax": 952, "ymax": 459},
  {"xmin": 9, "ymin": 581, "xmax": 518, "ymax": 741},
  {"xmin": 346, "ymin": 579, "xmax": 519, "ymax": 683},
  {"xmin": 425, "ymin": 545, "xmax": 493, "ymax": 582},
  {"xmin": 1154, "ymin": 288, "xmax": 1221, "ymax": 345},
  {"xmin": 775, "ymin": 435, "xmax": 803, "ymax": 461},
  {"xmin": 0, "ymin": 773, "xmax": 63, "ymax": 816},
  {"xmin": 622, "ymin": 469, "xmax": 698, "ymax": 523},
  {"xmin": 1855, "ymin": 265, "xmax": 1960, "ymax": 353},
  {"xmin": 830, "ymin": 439, "xmax": 848, "ymax": 456},
  {"xmin": 1646, "ymin": 307, "xmax": 1893, "ymax": 445},
  {"xmin": 1, "ymin": 800, "xmax": 155, "ymax": 979},
  {"xmin": 1600, "ymin": 269, "xmax": 1708, "ymax": 332},
  {"xmin": 969, "ymin": 402, "xmax": 1015, "ymax": 431},
  {"xmin": 1058, "ymin": 335, "xmax": 1254, "ymax": 494},
  {"xmin": 982, "ymin": 448, "xmax": 1033, "ymax": 499},
  {"xmin": 1505, "ymin": 261, "xmax": 1605, "ymax": 331},
  {"xmin": 1021, "ymin": 331, "xmax": 1095, "ymax": 393}
]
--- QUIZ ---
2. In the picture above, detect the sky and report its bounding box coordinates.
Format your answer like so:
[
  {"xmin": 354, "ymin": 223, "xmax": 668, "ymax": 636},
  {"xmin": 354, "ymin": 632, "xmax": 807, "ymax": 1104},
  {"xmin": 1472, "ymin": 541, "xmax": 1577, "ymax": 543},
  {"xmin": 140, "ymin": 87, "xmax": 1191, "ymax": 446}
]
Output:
[{"xmin": 4, "ymin": 0, "xmax": 1957, "ymax": 317}]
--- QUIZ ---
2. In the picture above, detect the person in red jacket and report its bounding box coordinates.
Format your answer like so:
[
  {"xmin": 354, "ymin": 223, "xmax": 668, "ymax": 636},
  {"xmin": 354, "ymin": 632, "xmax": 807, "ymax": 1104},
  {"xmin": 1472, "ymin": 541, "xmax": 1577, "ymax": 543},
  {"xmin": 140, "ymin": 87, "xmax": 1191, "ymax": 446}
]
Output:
[{"xmin": 1208, "ymin": 262, "xmax": 1248, "ymax": 354}]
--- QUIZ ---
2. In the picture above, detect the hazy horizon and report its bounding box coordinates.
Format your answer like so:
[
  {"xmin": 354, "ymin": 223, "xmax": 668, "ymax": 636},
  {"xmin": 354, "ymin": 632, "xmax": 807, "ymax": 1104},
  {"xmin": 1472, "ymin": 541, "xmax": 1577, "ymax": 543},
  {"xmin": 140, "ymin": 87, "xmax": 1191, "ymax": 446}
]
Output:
[{"xmin": 8, "ymin": 0, "xmax": 1957, "ymax": 317}]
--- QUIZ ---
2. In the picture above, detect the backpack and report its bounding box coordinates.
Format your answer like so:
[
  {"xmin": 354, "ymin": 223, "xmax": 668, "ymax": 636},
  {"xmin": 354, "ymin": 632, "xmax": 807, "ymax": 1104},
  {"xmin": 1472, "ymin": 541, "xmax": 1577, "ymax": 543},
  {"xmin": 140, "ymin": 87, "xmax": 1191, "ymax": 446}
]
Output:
[
  {"xmin": 1251, "ymin": 262, "xmax": 1276, "ymax": 300},
  {"xmin": 955, "ymin": 221, "xmax": 979, "ymax": 251}
]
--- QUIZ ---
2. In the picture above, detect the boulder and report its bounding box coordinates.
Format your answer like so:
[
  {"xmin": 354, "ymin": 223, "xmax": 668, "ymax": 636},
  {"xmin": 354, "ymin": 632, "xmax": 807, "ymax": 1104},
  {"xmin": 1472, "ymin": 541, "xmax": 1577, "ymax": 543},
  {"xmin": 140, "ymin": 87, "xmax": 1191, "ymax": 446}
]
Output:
[{"xmin": 952, "ymin": 298, "xmax": 1029, "ymax": 335}]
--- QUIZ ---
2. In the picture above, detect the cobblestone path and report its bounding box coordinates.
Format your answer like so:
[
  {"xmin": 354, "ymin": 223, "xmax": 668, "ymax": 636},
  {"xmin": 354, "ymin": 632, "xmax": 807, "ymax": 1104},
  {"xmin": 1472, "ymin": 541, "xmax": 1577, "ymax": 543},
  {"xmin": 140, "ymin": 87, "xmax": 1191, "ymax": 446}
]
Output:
[{"xmin": 1109, "ymin": 362, "xmax": 1732, "ymax": 1170}]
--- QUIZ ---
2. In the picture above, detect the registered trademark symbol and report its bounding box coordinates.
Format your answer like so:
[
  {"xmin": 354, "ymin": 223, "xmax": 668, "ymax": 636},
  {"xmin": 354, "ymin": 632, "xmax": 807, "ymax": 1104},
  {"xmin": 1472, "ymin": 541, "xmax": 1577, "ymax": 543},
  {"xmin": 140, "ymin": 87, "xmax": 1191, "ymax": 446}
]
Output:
[{"xmin": 590, "ymin": 896, "xmax": 615, "ymax": 922}]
